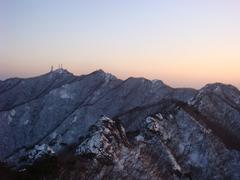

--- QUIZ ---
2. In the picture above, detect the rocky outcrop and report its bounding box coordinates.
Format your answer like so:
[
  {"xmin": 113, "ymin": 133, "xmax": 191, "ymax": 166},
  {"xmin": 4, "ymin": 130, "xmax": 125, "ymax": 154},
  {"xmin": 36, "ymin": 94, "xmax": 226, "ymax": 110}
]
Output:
[
  {"xmin": 141, "ymin": 108, "xmax": 240, "ymax": 179},
  {"xmin": 76, "ymin": 116, "xmax": 129, "ymax": 164}
]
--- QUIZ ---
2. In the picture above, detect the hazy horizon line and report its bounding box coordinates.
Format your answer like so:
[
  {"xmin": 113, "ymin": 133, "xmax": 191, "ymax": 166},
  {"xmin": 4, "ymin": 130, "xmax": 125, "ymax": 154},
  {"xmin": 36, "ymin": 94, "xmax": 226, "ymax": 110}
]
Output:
[{"xmin": 1, "ymin": 68, "xmax": 239, "ymax": 90}]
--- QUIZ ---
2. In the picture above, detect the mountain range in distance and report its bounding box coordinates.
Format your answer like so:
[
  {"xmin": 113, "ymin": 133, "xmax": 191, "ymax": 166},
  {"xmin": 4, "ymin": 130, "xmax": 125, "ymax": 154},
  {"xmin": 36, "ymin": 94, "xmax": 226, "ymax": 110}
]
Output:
[{"xmin": 0, "ymin": 68, "xmax": 240, "ymax": 180}]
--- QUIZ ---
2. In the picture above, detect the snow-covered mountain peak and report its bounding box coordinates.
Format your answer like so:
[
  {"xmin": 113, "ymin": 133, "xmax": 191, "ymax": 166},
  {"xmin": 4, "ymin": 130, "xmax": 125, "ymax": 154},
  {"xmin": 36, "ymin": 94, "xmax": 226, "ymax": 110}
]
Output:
[{"xmin": 0, "ymin": 70, "xmax": 240, "ymax": 179}]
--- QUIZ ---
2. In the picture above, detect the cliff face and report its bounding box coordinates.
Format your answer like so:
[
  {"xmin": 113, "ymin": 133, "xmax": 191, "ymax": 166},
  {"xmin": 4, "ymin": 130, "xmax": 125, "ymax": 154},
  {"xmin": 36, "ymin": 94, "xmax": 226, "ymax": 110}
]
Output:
[{"xmin": 0, "ymin": 70, "xmax": 239, "ymax": 180}]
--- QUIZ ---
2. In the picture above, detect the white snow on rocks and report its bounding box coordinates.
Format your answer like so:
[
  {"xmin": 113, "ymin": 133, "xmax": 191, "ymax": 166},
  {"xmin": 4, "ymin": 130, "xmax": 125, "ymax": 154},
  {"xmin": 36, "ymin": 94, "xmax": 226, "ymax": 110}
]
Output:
[
  {"xmin": 8, "ymin": 109, "xmax": 16, "ymax": 124},
  {"xmin": 72, "ymin": 116, "xmax": 78, "ymax": 123},
  {"xmin": 76, "ymin": 116, "xmax": 128, "ymax": 162},
  {"xmin": 59, "ymin": 89, "xmax": 72, "ymax": 99},
  {"xmin": 135, "ymin": 134, "xmax": 145, "ymax": 142},
  {"xmin": 10, "ymin": 109, "xmax": 16, "ymax": 116},
  {"xmin": 104, "ymin": 73, "xmax": 115, "ymax": 83},
  {"xmin": 23, "ymin": 119, "xmax": 29, "ymax": 125},
  {"xmin": 156, "ymin": 113, "xmax": 164, "ymax": 120},
  {"xmin": 27, "ymin": 144, "xmax": 55, "ymax": 161},
  {"xmin": 145, "ymin": 117, "xmax": 160, "ymax": 132},
  {"xmin": 8, "ymin": 116, "xmax": 13, "ymax": 124}
]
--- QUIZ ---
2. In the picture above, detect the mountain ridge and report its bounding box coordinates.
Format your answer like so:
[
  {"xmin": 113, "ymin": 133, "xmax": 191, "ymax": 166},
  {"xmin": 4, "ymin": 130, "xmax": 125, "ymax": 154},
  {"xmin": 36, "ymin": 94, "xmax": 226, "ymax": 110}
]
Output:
[
  {"xmin": 2, "ymin": 68, "xmax": 239, "ymax": 92},
  {"xmin": 0, "ymin": 69, "xmax": 239, "ymax": 179}
]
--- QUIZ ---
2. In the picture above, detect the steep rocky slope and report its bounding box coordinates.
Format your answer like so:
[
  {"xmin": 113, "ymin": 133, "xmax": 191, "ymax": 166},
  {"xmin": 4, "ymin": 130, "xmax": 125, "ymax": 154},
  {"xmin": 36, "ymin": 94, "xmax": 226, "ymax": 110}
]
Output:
[
  {"xmin": 190, "ymin": 83, "xmax": 240, "ymax": 145},
  {"xmin": 0, "ymin": 69, "xmax": 239, "ymax": 179},
  {"xmin": 0, "ymin": 69, "xmax": 196, "ymax": 162}
]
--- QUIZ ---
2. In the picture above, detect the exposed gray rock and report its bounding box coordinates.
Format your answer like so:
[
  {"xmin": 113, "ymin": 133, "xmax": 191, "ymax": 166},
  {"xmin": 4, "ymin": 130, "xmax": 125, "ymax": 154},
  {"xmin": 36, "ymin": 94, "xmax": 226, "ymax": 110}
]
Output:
[{"xmin": 76, "ymin": 116, "xmax": 129, "ymax": 164}]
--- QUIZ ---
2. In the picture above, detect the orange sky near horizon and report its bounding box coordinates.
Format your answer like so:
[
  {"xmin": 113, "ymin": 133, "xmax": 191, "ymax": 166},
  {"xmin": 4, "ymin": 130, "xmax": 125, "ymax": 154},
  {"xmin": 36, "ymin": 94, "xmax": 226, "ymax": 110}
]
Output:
[{"xmin": 0, "ymin": 0, "xmax": 240, "ymax": 89}]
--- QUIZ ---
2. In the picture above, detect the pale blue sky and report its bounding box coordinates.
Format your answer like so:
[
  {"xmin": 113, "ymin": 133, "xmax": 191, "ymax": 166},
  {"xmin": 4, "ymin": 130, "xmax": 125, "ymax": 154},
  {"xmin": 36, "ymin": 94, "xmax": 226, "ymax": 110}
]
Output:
[{"xmin": 1, "ymin": 0, "xmax": 240, "ymax": 88}]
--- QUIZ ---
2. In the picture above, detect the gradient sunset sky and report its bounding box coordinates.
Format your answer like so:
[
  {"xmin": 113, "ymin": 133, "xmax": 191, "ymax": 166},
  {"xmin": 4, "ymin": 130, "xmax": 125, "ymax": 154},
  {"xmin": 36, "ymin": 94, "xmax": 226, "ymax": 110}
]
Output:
[{"xmin": 1, "ymin": 0, "xmax": 240, "ymax": 88}]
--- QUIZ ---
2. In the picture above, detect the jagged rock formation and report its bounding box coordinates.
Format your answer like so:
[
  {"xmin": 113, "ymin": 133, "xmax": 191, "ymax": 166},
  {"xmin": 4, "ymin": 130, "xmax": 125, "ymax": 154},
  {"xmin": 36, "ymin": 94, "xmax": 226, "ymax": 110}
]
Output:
[
  {"xmin": 0, "ymin": 69, "xmax": 239, "ymax": 180},
  {"xmin": 75, "ymin": 116, "xmax": 129, "ymax": 164}
]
